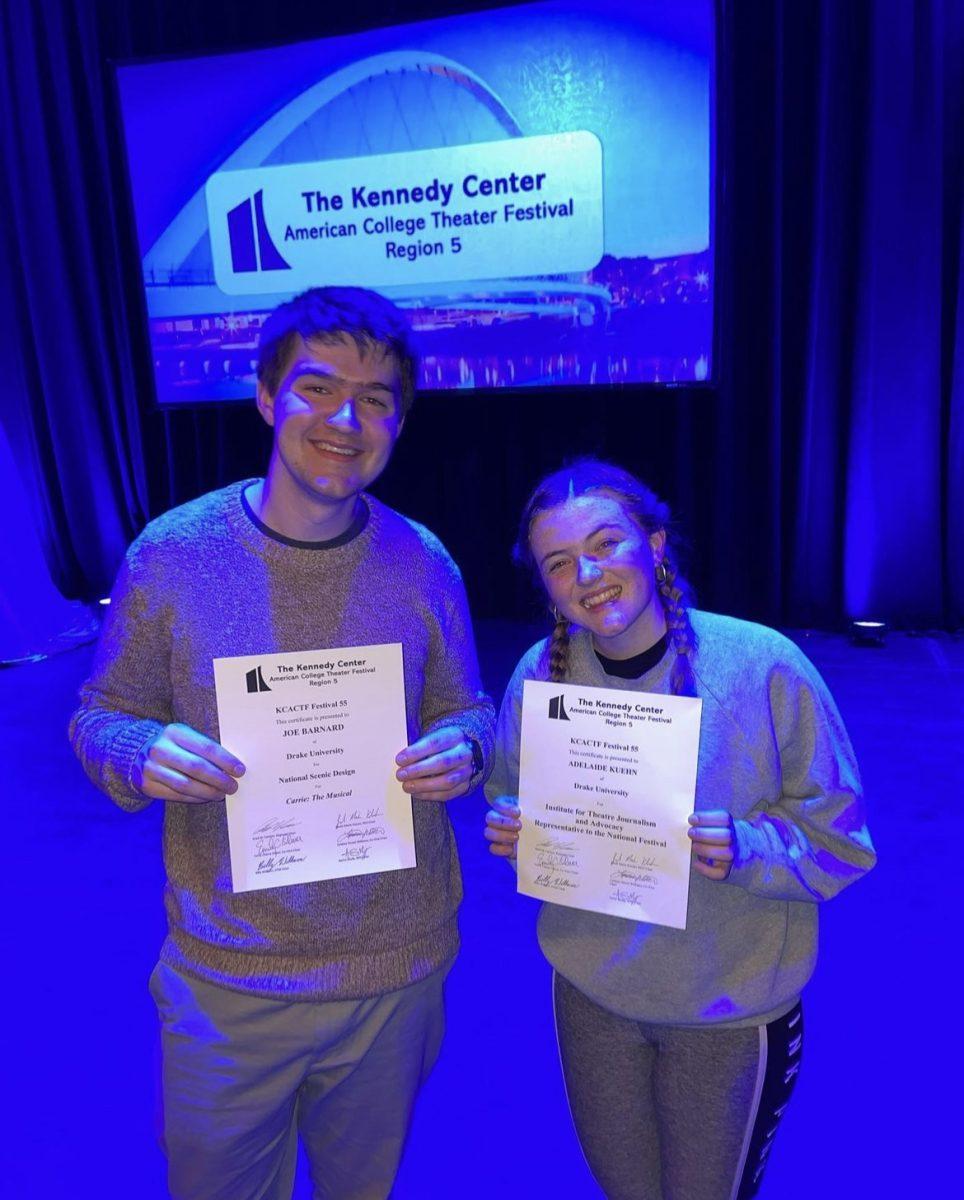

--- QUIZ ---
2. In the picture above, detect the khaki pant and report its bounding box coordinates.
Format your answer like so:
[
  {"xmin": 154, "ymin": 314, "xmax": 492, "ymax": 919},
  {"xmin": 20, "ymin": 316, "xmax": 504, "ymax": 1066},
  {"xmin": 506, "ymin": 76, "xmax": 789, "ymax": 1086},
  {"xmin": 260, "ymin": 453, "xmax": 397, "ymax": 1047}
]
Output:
[{"xmin": 150, "ymin": 960, "xmax": 449, "ymax": 1200}]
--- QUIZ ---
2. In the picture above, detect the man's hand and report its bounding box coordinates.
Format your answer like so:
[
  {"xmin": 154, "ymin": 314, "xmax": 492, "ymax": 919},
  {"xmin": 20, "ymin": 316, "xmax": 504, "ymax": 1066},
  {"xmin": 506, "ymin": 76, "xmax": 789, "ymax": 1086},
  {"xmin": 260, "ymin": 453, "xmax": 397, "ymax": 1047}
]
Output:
[
  {"xmin": 484, "ymin": 796, "xmax": 521, "ymax": 859},
  {"xmin": 395, "ymin": 726, "xmax": 475, "ymax": 802},
  {"xmin": 688, "ymin": 810, "xmax": 736, "ymax": 880},
  {"xmin": 132, "ymin": 723, "xmax": 245, "ymax": 803}
]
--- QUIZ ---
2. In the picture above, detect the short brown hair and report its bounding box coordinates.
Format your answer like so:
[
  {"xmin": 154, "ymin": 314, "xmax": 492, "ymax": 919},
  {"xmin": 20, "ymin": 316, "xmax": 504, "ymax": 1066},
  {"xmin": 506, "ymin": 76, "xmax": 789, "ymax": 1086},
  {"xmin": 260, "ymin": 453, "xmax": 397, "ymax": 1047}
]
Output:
[{"xmin": 257, "ymin": 287, "xmax": 418, "ymax": 415}]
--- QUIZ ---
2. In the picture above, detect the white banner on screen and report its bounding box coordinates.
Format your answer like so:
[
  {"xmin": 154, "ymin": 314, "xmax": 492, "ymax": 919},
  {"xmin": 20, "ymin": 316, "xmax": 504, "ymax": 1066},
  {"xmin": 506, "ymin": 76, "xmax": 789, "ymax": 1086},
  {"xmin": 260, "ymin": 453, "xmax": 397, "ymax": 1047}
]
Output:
[{"xmin": 205, "ymin": 131, "xmax": 603, "ymax": 294}]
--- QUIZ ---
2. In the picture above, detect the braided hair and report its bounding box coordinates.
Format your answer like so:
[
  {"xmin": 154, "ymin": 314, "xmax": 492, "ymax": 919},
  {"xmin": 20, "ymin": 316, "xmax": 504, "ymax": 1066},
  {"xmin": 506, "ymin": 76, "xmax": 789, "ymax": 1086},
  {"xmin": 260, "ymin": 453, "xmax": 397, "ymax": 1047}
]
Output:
[{"xmin": 513, "ymin": 459, "xmax": 698, "ymax": 695}]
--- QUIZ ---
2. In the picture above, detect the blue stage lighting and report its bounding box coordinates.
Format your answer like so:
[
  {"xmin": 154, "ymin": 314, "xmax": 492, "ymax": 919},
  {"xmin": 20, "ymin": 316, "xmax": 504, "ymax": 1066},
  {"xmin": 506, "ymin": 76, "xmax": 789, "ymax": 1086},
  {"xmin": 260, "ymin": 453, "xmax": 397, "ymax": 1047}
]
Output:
[{"xmin": 850, "ymin": 619, "xmax": 887, "ymax": 647}]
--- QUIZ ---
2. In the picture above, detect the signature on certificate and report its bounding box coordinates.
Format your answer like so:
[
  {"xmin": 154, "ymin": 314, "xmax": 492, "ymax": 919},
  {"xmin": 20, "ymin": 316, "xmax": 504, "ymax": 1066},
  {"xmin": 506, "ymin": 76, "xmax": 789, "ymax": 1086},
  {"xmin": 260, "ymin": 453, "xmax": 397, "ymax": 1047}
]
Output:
[
  {"xmin": 335, "ymin": 807, "xmax": 387, "ymax": 852},
  {"xmin": 255, "ymin": 851, "xmax": 308, "ymax": 876},
  {"xmin": 534, "ymin": 870, "xmax": 579, "ymax": 892},
  {"xmin": 534, "ymin": 835, "xmax": 579, "ymax": 873},
  {"xmin": 252, "ymin": 817, "xmax": 306, "ymax": 870},
  {"xmin": 338, "ymin": 845, "xmax": 372, "ymax": 863},
  {"xmin": 335, "ymin": 807, "xmax": 384, "ymax": 829},
  {"xmin": 254, "ymin": 817, "xmax": 300, "ymax": 835},
  {"xmin": 530, "ymin": 873, "xmax": 576, "ymax": 892},
  {"xmin": 608, "ymin": 852, "xmax": 658, "ymax": 902},
  {"xmin": 335, "ymin": 808, "xmax": 388, "ymax": 862}
]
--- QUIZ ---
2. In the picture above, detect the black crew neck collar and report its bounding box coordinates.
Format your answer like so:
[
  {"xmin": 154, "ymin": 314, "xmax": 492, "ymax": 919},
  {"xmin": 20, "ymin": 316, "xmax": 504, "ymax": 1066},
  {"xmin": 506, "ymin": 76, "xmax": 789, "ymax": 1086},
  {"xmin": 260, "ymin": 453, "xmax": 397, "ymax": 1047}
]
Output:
[
  {"xmin": 240, "ymin": 487, "xmax": 370, "ymax": 550},
  {"xmin": 594, "ymin": 633, "xmax": 670, "ymax": 679}
]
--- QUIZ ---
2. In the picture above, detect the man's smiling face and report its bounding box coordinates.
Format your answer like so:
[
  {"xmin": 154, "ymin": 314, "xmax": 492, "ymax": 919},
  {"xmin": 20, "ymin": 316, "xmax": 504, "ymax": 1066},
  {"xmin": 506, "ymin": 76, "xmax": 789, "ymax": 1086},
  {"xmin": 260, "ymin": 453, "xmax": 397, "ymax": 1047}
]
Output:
[{"xmin": 257, "ymin": 334, "xmax": 404, "ymax": 510}]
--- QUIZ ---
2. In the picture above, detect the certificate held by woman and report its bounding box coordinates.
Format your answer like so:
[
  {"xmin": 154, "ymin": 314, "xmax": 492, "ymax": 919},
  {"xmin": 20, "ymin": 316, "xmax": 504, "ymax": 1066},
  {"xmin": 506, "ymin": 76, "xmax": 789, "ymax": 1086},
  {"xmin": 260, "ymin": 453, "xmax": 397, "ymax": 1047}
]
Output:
[{"xmin": 517, "ymin": 678, "xmax": 701, "ymax": 928}]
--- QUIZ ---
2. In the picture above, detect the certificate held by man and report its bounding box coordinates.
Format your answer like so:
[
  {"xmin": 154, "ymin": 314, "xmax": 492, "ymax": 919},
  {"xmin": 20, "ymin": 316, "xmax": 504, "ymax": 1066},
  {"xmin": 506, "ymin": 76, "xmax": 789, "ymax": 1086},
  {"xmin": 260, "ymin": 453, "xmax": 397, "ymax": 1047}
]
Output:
[
  {"xmin": 213, "ymin": 643, "xmax": 415, "ymax": 893},
  {"xmin": 517, "ymin": 680, "xmax": 702, "ymax": 929}
]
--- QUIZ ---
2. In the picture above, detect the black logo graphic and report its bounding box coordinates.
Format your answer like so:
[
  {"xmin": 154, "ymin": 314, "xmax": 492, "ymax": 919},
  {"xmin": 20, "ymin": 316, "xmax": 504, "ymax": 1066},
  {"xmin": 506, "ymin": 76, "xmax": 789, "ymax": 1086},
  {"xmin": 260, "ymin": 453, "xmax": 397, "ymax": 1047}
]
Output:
[
  {"xmin": 548, "ymin": 694, "xmax": 570, "ymax": 720},
  {"xmin": 245, "ymin": 665, "xmax": 271, "ymax": 694},
  {"xmin": 227, "ymin": 189, "xmax": 290, "ymax": 274}
]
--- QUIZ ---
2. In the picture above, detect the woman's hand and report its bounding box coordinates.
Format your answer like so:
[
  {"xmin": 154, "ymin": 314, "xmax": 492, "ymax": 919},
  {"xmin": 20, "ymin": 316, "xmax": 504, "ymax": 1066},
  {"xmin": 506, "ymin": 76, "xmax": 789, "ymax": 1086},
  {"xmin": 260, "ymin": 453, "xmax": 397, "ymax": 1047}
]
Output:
[
  {"xmin": 688, "ymin": 810, "xmax": 736, "ymax": 880},
  {"xmin": 484, "ymin": 795, "xmax": 521, "ymax": 858}
]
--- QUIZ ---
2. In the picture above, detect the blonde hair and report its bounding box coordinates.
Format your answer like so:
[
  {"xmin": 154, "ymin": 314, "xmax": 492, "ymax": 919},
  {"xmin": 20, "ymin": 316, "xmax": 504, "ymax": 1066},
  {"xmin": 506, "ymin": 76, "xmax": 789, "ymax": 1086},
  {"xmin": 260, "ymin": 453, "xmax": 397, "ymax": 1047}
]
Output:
[{"xmin": 515, "ymin": 460, "xmax": 698, "ymax": 695}]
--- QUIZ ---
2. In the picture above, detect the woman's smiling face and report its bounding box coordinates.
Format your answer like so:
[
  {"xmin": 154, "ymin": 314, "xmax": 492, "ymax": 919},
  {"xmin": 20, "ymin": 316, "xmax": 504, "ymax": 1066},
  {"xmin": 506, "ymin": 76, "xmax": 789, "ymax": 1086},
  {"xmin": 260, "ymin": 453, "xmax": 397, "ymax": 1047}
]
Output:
[{"xmin": 529, "ymin": 492, "xmax": 667, "ymax": 658}]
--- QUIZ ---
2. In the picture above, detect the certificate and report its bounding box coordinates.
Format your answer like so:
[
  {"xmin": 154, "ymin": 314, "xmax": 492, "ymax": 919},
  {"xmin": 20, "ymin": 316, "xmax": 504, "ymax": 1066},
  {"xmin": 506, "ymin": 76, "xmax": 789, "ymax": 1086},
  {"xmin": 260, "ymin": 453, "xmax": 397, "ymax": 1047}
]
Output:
[
  {"xmin": 517, "ymin": 680, "xmax": 702, "ymax": 929},
  {"xmin": 213, "ymin": 643, "xmax": 415, "ymax": 893}
]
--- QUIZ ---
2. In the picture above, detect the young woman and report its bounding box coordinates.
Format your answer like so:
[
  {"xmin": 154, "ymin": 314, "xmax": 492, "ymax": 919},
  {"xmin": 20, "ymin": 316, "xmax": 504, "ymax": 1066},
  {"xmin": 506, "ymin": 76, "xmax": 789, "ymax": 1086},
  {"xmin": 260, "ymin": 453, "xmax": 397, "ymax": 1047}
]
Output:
[{"xmin": 484, "ymin": 460, "xmax": 875, "ymax": 1200}]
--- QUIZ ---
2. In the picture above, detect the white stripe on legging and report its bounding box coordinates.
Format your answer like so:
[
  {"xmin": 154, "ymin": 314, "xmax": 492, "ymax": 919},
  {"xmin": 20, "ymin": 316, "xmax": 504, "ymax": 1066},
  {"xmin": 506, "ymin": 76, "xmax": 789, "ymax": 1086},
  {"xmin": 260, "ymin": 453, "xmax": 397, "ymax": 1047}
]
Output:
[{"xmin": 728, "ymin": 1021, "xmax": 768, "ymax": 1200}]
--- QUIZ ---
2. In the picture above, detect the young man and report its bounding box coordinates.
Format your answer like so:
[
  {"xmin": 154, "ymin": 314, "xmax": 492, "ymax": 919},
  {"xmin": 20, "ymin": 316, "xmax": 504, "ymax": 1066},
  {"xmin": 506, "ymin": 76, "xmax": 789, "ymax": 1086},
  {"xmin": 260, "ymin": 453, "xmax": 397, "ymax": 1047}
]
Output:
[{"xmin": 70, "ymin": 287, "xmax": 494, "ymax": 1200}]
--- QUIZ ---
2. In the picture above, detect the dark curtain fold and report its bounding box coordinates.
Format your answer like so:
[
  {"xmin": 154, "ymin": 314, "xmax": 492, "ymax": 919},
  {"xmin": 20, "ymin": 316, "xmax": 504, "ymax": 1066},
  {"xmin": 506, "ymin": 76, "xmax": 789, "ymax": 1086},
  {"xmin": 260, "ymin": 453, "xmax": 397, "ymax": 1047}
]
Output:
[
  {"xmin": 949, "ymin": 207, "xmax": 964, "ymax": 620},
  {"xmin": 1, "ymin": 0, "xmax": 961, "ymax": 624},
  {"xmin": 781, "ymin": 0, "xmax": 868, "ymax": 625},
  {"xmin": 0, "ymin": 0, "xmax": 149, "ymax": 595},
  {"xmin": 712, "ymin": 0, "xmax": 961, "ymax": 627},
  {"xmin": 729, "ymin": 0, "xmax": 964, "ymax": 627},
  {"xmin": 843, "ymin": 0, "xmax": 951, "ymax": 624}
]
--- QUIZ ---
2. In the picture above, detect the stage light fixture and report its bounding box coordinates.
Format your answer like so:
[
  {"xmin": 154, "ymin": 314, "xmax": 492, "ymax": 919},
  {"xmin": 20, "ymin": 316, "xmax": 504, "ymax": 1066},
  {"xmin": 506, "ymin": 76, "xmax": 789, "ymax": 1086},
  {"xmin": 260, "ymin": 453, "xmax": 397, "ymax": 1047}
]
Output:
[
  {"xmin": 849, "ymin": 619, "xmax": 887, "ymax": 647},
  {"xmin": 98, "ymin": 597, "xmax": 111, "ymax": 605}
]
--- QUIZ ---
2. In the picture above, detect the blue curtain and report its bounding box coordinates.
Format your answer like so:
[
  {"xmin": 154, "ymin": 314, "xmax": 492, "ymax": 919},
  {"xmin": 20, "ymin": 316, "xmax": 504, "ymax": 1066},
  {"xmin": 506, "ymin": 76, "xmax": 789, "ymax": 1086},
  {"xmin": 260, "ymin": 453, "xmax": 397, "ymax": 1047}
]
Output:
[
  {"xmin": 705, "ymin": 0, "xmax": 963, "ymax": 626},
  {"xmin": 833, "ymin": 0, "xmax": 961, "ymax": 624},
  {"xmin": 0, "ymin": 0, "xmax": 961, "ymax": 626},
  {"xmin": 0, "ymin": 0, "xmax": 150, "ymax": 595}
]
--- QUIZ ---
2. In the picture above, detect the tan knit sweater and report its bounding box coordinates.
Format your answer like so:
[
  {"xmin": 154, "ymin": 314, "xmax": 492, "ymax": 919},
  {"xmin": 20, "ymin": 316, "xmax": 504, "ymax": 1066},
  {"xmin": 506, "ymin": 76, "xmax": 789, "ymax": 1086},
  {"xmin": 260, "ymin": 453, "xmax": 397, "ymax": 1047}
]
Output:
[{"xmin": 70, "ymin": 481, "xmax": 494, "ymax": 1000}]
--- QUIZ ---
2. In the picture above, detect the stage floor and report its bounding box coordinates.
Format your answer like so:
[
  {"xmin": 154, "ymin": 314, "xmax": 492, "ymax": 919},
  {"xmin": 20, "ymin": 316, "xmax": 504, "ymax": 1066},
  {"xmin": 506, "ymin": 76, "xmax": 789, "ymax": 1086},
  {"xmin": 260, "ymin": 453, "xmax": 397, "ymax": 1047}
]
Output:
[{"xmin": 3, "ymin": 622, "xmax": 957, "ymax": 1198}]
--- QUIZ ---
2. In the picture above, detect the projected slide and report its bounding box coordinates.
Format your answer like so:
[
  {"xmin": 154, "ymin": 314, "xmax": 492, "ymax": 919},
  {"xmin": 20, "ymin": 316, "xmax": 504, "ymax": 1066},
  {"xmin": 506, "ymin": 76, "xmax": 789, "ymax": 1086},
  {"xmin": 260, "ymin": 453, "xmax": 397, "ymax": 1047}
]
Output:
[{"xmin": 117, "ymin": 0, "xmax": 713, "ymax": 403}]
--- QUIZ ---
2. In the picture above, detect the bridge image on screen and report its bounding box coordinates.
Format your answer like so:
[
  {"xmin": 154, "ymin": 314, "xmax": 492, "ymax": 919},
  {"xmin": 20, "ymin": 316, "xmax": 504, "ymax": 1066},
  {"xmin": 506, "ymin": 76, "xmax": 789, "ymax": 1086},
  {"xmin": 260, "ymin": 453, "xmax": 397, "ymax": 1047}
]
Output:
[{"xmin": 139, "ymin": 41, "xmax": 711, "ymax": 402}]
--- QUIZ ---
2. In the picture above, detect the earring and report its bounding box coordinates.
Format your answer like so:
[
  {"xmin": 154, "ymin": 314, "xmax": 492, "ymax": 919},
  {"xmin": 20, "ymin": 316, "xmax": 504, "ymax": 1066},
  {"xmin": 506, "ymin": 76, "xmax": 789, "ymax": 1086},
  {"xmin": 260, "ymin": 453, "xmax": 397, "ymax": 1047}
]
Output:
[
  {"xmin": 552, "ymin": 606, "xmax": 562, "ymax": 623},
  {"xmin": 654, "ymin": 561, "xmax": 668, "ymax": 586}
]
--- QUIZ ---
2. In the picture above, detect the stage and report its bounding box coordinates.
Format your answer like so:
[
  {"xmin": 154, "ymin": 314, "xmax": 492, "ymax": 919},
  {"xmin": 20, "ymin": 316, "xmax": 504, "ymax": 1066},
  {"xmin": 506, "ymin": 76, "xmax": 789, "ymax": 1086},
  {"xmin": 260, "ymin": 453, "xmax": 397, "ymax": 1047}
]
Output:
[{"xmin": 3, "ymin": 621, "xmax": 954, "ymax": 1198}]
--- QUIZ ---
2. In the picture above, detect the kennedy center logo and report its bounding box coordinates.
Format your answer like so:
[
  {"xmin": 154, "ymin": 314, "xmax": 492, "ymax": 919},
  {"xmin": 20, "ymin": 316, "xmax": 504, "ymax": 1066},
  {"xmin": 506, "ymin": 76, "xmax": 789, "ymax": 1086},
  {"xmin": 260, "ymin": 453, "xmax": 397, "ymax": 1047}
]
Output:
[
  {"xmin": 548, "ymin": 694, "xmax": 570, "ymax": 721},
  {"xmin": 245, "ymin": 665, "xmax": 271, "ymax": 694},
  {"xmin": 227, "ymin": 189, "xmax": 290, "ymax": 274}
]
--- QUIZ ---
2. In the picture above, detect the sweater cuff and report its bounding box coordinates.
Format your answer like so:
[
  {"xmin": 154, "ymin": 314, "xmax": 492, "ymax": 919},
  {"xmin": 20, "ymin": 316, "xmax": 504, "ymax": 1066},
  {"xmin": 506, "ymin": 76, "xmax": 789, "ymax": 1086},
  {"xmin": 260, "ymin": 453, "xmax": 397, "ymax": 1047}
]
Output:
[
  {"xmin": 424, "ymin": 709, "xmax": 495, "ymax": 785},
  {"xmin": 113, "ymin": 720, "xmax": 164, "ymax": 806},
  {"xmin": 727, "ymin": 818, "xmax": 755, "ymax": 881}
]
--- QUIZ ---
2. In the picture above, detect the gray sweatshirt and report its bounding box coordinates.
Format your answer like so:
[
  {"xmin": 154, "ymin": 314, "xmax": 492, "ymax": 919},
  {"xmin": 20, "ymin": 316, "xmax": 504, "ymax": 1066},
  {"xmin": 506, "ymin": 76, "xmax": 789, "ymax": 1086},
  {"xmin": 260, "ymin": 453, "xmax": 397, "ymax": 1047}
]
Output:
[
  {"xmin": 486, "ymin": 611, "xmax": 875, "ymax": 1027},
  {"xmin": 70, "ymin": 481, "xmax": 495, "ymax": 1001}
]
